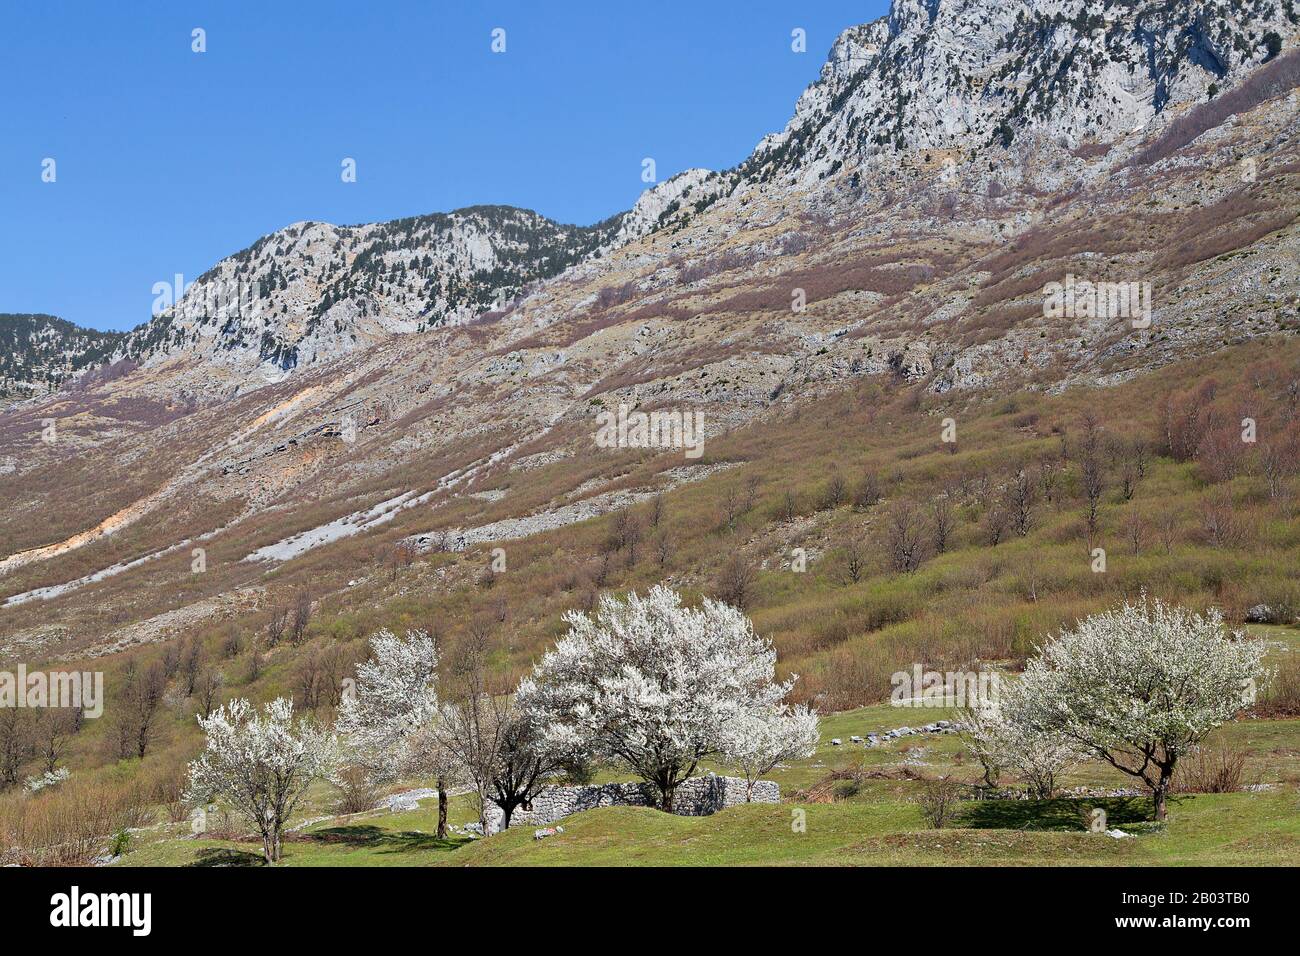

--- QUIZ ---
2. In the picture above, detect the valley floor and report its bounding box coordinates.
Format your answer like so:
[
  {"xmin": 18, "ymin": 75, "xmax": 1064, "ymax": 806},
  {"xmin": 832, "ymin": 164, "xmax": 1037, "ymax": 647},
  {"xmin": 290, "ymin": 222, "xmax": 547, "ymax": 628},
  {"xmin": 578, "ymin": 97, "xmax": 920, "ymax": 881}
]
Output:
[{"xmin": 115, "ymin": 701, "xmax": 1300, "ymax": 868}]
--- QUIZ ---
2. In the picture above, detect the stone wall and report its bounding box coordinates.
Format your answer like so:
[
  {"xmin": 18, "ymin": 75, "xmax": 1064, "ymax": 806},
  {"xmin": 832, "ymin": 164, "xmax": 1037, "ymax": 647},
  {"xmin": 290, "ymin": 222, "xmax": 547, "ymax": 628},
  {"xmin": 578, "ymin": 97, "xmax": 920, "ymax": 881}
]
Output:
[{"xmin": 484, "ymin": 773, "xmax": 779, "ymax": 833}]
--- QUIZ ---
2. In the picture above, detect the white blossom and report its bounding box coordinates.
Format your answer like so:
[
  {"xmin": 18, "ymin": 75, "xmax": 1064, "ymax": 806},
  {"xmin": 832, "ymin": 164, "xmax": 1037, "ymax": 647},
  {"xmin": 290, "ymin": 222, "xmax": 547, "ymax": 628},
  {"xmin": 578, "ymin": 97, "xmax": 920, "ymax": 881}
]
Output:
[
  {"xmin": 335, "ymin": 628, "xmax": 439, "ymax": 785},
  {"xmin": 720, "ymin": 703, "xmax": 819, "ymax": 800},
  {"xmin": 962, "ymin": 681, "xmax": 1081, "ymax": 798},
  {"xmin": 187, "ymin": 697, "xmax": 335, "ymax": 863},
  {"xmin": 1014, "ymin": 596, "xmax": 1269, "ymax": 819},
  {"xmin": 518, "ymin": 585, "xmax": 799, "ymax": 810}
]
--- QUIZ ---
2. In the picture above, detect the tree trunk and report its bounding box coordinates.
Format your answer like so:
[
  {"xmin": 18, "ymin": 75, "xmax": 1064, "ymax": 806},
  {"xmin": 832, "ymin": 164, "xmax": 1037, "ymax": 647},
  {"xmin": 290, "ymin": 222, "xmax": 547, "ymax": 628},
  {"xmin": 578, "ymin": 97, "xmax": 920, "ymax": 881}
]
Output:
[
  {"xmin": 662, "ymin": 783, "xmax": 675, "ymax": 813},
  {"xmin": 436, "ymin": 783, "xmax": 448, "ymax": 839},
  {"xmin": 501, "ymin": 804, "xmax": 514, "ymax": 830},
  {"xmin": 1153, "ymin": 765, "xmax": 1174, "ymax": 821}
]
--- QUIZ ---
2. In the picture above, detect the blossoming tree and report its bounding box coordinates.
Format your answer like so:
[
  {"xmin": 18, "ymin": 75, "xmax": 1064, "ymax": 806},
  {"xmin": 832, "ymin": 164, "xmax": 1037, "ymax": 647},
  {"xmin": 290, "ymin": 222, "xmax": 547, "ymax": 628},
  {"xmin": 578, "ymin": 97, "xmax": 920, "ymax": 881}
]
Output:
[
  {"xmin": 962, "ymin": 681, "xmax": 1082, "ymax": 798},
  {"xmin": 1014, "ymin": 597, "xmax": 1268, "ymax": 820},
  {"xmin": 335, "ymin": 628, "xmax": 459, "ymax": 836},
  {"xmin": 187, "ymin": 697, "xmax": 335, "ymax": 863},
  {"xmin": 518, "ymin": 585, "xmax": 806, "ymax": 812},
  {"xmin": 719, "ymin": 703, "xmax": 820, "ymax": 801}
]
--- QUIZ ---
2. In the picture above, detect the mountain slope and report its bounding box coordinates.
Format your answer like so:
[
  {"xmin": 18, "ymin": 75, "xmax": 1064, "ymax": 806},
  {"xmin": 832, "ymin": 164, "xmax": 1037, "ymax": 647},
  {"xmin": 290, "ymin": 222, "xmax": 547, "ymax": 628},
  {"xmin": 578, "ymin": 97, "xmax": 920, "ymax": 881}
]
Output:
[
  {"xmin": 742, "ymin": 0, "xmax": 1299, "ymax": 189},
  {"xmin": 0, "ymin": 0, "xmax": 1298, "ymax": 662},
  {"xmin": 110, "ymin": 205, "xmax": 635, "ymax": 390},
  {"xmin": 0, "ymin": 314, "xmax": 124, "ymax": 402}
]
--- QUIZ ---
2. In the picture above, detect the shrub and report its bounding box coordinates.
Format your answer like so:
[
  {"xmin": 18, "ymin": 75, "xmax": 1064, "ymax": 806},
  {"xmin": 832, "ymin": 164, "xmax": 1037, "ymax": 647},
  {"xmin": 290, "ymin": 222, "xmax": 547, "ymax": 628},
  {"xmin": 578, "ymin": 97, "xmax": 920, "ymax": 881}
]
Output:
[
  {"xmin": 832, "ymin": 777, "xmax": 863, "ymax": 801},
  {"xmin": 109, "ymin": 827, "xmax": 131, "ymax": 857},
  {"xmin": 916, "ymin": 778, "xmax": 964, "ymax": 829},
  {"xmin": 334, "ymin": 765, "xmax": 379, "ymax": 815},
  {"xmin": 1174, "ymin": 745, "xmax": 1248, "ymax": 794},
  {"xmin": 0, "ymin": 779, "xmax": 149, "ymax": 866},
  {"xmin": 1258, "ymin": 653, "xmax": 1300, "ymax": 717}
]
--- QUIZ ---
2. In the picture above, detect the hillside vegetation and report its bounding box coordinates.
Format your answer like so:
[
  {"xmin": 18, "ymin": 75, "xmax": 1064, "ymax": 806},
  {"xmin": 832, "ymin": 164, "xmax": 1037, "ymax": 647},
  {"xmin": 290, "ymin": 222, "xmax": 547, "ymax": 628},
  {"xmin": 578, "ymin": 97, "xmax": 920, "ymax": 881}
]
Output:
[{"xmin": 3, "ymin": 338, "xmax": 1299, "ymax": 865}]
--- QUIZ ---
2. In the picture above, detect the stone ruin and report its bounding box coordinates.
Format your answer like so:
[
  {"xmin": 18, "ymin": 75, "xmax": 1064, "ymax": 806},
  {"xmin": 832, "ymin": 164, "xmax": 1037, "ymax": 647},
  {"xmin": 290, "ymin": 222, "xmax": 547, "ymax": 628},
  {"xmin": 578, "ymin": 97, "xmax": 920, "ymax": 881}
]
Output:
[{"xmin": 483, "ymin": 772, "xmax": 779, "ymax": 834}]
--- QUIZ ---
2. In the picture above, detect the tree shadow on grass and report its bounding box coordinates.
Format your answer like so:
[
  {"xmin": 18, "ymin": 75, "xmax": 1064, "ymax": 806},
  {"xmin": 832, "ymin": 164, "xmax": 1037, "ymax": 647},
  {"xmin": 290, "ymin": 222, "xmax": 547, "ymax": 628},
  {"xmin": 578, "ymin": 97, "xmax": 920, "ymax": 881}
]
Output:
[
  {"xmin": 307, "ymin": 825, "xmax": 469, "ymax": 855},
  {"xmin": 187, "ymin": 847, "xmax": 266, "ymax": 867},
  {"xmin": 958, "ymin": 796, "xmax": 1155, "ymax": 832}
]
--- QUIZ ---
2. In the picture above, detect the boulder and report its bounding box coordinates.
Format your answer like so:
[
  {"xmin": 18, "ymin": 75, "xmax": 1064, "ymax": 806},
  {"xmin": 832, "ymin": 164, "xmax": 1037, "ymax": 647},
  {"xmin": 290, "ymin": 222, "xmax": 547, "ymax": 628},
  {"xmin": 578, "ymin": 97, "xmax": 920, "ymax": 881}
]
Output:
[{"xmin": 1245, "ymin": 604, "xmax": 1275, "ymax": 623}]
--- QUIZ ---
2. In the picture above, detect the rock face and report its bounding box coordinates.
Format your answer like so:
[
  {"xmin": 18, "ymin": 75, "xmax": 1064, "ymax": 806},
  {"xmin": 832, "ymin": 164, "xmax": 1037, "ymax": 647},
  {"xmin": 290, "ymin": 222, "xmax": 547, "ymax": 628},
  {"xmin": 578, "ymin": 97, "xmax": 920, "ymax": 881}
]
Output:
[
  {"xmin": 111, "ymin": 206, "xmax": 629, "ymax": 387},
  {"xmin": 482, "ymin": 774, "xmax": 780, "ymax": 833},
  {"xmin": 741, "ymin": 0, "xmax": 1297, "ymax": 189}
]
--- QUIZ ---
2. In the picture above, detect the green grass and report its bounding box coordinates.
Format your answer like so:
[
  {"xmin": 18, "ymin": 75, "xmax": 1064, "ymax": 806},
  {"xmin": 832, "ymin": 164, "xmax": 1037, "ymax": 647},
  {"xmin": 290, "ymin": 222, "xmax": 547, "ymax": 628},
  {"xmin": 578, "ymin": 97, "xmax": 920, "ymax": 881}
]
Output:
[
  {"xmin": 113, "ymin": 713, "xmax": 1300, "ymax": 867},
  {"xmin": 441, "ymin": 789, "xmax": 1299, "ymax": 866},
  {"xmin": 131, "ymin": 789, "xmax": 1294, "ymax": 868}
]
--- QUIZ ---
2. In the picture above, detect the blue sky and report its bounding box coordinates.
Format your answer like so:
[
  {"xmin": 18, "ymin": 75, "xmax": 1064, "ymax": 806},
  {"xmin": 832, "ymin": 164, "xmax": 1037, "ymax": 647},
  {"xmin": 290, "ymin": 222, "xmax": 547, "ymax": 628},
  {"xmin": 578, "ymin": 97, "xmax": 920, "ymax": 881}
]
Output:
[{"xmin": 0, "ymin": 1, "xmax": 886, "ymax": 333}]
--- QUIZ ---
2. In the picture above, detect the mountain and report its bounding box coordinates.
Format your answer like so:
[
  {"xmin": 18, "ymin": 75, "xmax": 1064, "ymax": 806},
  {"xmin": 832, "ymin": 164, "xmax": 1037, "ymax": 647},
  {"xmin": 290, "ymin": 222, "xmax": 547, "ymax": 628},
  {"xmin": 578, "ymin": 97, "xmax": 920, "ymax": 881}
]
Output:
[
  {"xmin": 0, "ymin": 0, "xmax": 1297, "ymax": 662},
  {"xmin": 0, "ymin": 314, "xmax": 124, "ymax": 403},
  {"xmin": 109, "ymin": 205, "xmax": 637, "ymax": 390},
  {"xmin": 15, "ymin": 1, "xmax": 1299, "ymax": 396},
  {"xmin": 741, "ymin": 0, "xmax": 1298, "ymax": 188}
]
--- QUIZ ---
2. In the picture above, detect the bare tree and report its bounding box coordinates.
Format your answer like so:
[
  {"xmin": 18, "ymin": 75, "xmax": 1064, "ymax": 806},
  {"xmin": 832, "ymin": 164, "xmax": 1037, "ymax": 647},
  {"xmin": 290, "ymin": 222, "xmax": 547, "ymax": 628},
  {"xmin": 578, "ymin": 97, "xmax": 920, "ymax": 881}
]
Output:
[
  {"xmin": 1161, "ymin": 382, "xmax": 1217, "ymax": 461},
  {"xmin": 779, "ymin": 488, "xmax": 799, "ymax": 524},
  {"xmin": 1081, "ymin": 453, "xmax": 1105, "ymax": 541},
  {"xmin": 886, "ymin": 501, "xmax": 926, "ymax": 573},
  {"xmin": 1156, "ymin": 509, "xmax": 1179, "ymax": 555},
  {"xmin": 852, "ymin": 472, "xmax": 881, "ymax": 511},
  {"xmin": 820, "ymin": 472, "xmax": 847, "ymax": 510},
  {"xmin": 180, "ymin": 638, "xmax": 204, "ymax": 697},
  {"xmin": 437, "ymin": 625, "xmax": 499, "ymax": 833},
  {"xmin": 197, "ymin": 669, "xmax": 225, "ymax": 721},
  {"xmin": 1131, "ymin": 439, "xmax": 1150, "ymax": 481},
  {"xmin": 266, "ymin": 607, "xmax": 289, "ymax": 648},
  {"xmin": 161, "ymin": 642, "xmax": 182, "ymax": 679},
  {"xmin": 1202, "ymin": 491, "xmax": 1247, "ymax": 550},
  {"xmin": 1126, "ymin": 510, "xmax": 1145, "ymax": 555},
  {"xmin": 654, "ymin": 530, "xmax": 675, "ymax": 569},
  {"xmin": 0, "ymin": 707, "xmax": 30, "ymax": 789},
  {"xmin": 32, "ymin": 710, "xmax": 75, "ymax": 775},
  {"xmin": 1036, "ymin": 457, "xmax": 1059, "ymax": 506},
  {"xmin": 117, "ymin": 660, "xmax": 166, "ymax": 760},
  {"xmin": 1261, "ymin": 430, "xmax": 1299, "ymax": 499},
  {"xmin": 716, "ymin": 486, "xmax": 740, "ymax": 531},
  {"xmin": 931, "ymin": 494, "xmax": 954, "ymax": 554},
  {"xmin": 221, "ymin": 630, "xmax": 243, "ymax": 659},
  {"xmin": 608, "ymin": 508, "xmax": 641, "ymax": 554},
  {"xmin": 1080, "ymin": 411, "xmax": 1104, "ymax": 461},
  {"xmin": 435, "ymin": 623, "xmax": 561, "ymax": 832},
  {"xmin": 840, "ymin": 537, "xmax": 867, "ymax": 585},
  {"xmin": 289, "ymin": 592, "xmax": 312, "ymax": 646},
  {"xmin": 649, "ymin": 493, "xmax": 665, "ymax": 529},
  {"xmin": 246, "ymin": 639, "xmax": 264, "ymax": 682},
  {"xmin": 984, "ymin": 505, "xmax": 1009, "ymax": 547},
  {"xmin": 1008, "ymin": 470, "xmax": 1034, "ymax": 537},
  {"xmin": 317, "ymin": 645, "xmax": 349, "ymax": 708},
  {"xmin": 714, "ymin": 553, "xmax": 758, "ymax": 610},
  {"xmin": 295, "ymin": 648, "xmax": 323, "ymax": 710}
]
